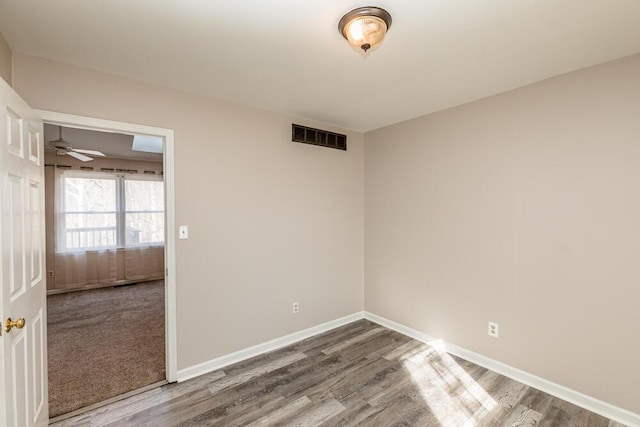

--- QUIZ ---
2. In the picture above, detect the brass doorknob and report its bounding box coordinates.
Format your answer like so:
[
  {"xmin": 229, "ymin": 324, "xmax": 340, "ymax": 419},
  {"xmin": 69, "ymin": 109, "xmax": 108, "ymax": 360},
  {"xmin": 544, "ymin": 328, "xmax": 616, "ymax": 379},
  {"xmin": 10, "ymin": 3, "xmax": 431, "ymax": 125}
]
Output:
[{"xmin": 5, "ymin": 317, "xmax": 25, "ymax": 333}]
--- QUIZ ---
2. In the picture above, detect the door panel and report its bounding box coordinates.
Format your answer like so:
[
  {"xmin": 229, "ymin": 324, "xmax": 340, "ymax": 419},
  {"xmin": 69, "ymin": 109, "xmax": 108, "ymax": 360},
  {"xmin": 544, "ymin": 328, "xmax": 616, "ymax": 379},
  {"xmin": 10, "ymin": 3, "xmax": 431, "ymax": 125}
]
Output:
[
  {"xmin": 6, "ymin": 107, "xmax": 23, "ymax": 157},
  {"xmin": 8, "ymin": 173, "xmax": 26, "ymax": 300},
  {"xmin": 29, "ymin": 180, "xmax": 42, "ymax": 287},
  {"xmin": 28, "ymin": 126, "xmax": 40, "ymax": 165},
  {"xmin": 10, "ymin": 330, "xmax": 28, "ymax": 425},
  {"xmin": 1, "ymin": 77, "xmax": 48, "ymax": 426},
  {"xmin": 32, "ymin": 309, "xmax": 45, "ymax": 421}
]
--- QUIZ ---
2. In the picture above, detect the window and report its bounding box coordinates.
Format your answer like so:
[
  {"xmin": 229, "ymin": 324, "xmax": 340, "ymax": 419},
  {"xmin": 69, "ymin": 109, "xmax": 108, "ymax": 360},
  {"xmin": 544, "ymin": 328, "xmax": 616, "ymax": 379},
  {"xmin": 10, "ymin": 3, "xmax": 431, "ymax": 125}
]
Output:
[
  {"xmin": 58, "ymin": 171, "xmax": 164, "ymax": 252},
  {"xmin": 125, "ymin": 178, "xmax": 165, "ymax": 246},
  {"xmin": 61, "ymin": 174, "xmax": 118, "ymax": 250}
]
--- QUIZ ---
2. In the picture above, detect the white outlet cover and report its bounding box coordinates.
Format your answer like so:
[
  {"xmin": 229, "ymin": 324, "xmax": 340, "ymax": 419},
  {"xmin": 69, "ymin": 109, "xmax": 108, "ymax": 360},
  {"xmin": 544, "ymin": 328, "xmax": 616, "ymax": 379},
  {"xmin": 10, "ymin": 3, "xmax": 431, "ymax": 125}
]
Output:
[{"xmin": 488, "ymin": 321, "xmax": 499, "ymax": 338}]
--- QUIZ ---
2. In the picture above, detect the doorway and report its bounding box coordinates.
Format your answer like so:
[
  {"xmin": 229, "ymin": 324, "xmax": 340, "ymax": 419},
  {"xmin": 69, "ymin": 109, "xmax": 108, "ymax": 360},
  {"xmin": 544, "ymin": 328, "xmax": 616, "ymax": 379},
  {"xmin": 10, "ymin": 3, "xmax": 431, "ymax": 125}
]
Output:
[{"xmin": 37, "ymin": 111, "xmax": 177, "ymax": 421}]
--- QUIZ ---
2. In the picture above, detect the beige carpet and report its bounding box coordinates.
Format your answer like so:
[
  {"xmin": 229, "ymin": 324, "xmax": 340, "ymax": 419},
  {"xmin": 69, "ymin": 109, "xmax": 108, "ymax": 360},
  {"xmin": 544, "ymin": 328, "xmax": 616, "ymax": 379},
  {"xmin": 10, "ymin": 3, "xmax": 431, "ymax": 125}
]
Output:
[{"xmin": 47, "ymin": 281, "xmax": 165, "ymax": 418}]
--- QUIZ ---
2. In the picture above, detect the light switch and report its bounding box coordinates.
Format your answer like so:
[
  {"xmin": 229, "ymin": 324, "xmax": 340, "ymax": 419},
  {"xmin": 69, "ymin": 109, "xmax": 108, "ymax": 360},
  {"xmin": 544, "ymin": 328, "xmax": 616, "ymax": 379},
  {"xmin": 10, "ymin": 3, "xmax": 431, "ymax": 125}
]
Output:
[{"xmin": 179, "ymin": 225, "xmax": 189, "ymax": 239}]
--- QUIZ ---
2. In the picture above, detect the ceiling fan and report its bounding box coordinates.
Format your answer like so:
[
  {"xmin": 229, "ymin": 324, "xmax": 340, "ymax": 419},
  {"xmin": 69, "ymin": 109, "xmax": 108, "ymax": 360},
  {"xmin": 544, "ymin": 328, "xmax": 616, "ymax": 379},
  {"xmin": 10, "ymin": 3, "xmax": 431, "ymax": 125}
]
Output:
[{"xmin": 47, "ymin": 127, "xmax": 106, "ymax": 162}]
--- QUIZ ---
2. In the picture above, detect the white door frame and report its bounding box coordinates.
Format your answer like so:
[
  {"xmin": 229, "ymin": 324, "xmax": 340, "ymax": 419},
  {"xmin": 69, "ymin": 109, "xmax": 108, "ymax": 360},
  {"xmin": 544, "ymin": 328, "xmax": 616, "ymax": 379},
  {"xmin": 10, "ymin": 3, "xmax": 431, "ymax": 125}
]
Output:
[{"xmin": 35, "ymin": 110, "xmax": 177, "ymax": 383}]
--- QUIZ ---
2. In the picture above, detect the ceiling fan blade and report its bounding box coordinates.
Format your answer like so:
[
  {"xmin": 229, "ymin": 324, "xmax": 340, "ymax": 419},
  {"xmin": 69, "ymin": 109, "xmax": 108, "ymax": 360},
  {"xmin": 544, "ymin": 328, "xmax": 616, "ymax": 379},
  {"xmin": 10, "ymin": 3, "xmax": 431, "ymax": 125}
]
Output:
[
  {"xmin": 66, "ymin": 151, "xmax": 93, "ymax": 162},
  {"xmin": 73, "ymin": 148, "xmax": 106, "ymax": 157}
]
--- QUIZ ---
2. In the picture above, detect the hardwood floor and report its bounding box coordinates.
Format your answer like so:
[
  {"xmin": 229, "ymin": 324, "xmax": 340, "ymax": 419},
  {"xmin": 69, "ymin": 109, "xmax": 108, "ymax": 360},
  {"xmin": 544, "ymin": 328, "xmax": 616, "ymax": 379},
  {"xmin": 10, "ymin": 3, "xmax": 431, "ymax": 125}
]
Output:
[{"xmin": 52, "ymin": 320, "xmax": 627, "ymax": 426}]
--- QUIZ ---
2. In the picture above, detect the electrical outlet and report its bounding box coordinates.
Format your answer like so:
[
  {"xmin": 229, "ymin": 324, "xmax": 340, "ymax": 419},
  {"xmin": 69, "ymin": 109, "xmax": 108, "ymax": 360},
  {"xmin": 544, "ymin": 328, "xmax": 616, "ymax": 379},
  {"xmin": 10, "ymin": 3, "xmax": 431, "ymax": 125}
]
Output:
[
  {"xmin": 47, "ymin": 271, "xmax": 55, "ymax": 278},
  {"xmin": 488, "ymin": 321, "xmax": 499, "ymax": 338},
  {"xmin": 292, "ymin": 302, "xmax": 299, "ymax": 314}
]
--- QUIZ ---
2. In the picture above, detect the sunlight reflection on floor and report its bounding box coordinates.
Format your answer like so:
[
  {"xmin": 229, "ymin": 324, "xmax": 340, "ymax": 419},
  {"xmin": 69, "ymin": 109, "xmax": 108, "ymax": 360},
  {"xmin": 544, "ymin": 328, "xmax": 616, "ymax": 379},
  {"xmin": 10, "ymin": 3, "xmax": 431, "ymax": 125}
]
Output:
[{"xmin": 399, "ymin": 343, "xmax": 498, "ymax": 426}]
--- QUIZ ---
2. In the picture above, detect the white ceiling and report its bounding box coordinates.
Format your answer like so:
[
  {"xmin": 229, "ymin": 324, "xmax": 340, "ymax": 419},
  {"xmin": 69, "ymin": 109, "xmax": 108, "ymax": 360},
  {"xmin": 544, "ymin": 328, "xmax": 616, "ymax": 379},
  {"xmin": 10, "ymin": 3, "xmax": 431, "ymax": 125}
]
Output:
[
  {"xmin": 44, "ymin": 124, "xmax": 163, "ymax": 162},
  {"xmin": 2, "ymin": 1, "xmax": 640, "ymax": 132}
]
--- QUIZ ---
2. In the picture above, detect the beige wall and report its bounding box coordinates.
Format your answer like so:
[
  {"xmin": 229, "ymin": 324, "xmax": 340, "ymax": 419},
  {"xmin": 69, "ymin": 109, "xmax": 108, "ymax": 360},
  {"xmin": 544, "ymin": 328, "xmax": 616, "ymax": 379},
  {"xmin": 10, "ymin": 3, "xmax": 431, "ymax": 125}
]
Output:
[
  {"xmin": 14, "ymin": 53, "xmax": 364, "ymax": 369},
  {"xmin": 0, "ymin": 33, "xmax": 11, "ymax": 85},
  {"xmin": 44, "ymin": 153, "xmax": 164, "ymax": 290},
  {"xmin": 365, "ymin": 53, "xmax": 640, "ymax": 414}
]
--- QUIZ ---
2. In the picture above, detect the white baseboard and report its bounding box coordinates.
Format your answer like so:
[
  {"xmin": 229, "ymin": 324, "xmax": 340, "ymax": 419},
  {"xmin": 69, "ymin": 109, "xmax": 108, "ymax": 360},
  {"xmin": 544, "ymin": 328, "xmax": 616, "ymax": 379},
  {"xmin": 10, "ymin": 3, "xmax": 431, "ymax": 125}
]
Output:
[
  {"xmin": 176, "ymin": 311, "xmax": 364, "ymax": 382},
  {"xmin": 364, "ymin": 311, "xmax": 640, "ymax": 427}
]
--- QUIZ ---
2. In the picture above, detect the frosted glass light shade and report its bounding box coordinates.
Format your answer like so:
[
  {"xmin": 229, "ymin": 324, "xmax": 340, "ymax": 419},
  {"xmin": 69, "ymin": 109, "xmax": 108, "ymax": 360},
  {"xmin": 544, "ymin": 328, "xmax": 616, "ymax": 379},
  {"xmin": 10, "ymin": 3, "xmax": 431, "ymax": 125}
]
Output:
[{"xmin": 339, "ymin": 7, "xmax": 392, "ymax": 54}]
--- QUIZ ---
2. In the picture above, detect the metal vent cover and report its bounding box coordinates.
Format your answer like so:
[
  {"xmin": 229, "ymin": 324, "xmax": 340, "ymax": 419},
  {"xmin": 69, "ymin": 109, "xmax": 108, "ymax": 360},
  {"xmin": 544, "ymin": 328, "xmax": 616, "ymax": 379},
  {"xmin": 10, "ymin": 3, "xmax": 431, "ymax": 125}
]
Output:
[{"xmin": 292, "ymin": 124, "xmax": 347, "ymax": 151}]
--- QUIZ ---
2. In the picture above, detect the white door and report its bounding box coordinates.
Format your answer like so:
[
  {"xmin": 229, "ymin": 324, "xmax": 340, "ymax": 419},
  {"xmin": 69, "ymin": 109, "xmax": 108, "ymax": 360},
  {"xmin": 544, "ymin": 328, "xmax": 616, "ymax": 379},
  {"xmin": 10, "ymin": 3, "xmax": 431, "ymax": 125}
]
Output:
[{"xmin": 0, "ymin": 78, "xmax": 48, "ymax": 426}]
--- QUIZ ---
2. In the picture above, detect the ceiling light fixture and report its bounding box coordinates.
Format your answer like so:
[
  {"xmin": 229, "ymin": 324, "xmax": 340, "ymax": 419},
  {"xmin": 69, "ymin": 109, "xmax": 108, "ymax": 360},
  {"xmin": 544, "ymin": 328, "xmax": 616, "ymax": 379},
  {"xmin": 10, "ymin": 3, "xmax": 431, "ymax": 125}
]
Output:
[{"xmin": 338, "ymin": 6, "xmax": 392, "ymax": 54}]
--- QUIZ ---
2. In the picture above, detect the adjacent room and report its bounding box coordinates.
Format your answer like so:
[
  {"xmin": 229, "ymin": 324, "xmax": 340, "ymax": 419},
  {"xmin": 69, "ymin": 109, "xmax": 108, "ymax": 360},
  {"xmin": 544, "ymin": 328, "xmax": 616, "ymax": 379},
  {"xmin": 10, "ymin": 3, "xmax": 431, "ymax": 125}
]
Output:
[
  {"xmin": 43, "ymin": 125, "xmax": 166, "ymax": 418},
  {"xmin": 0, "ymin": 1, "xmax": 639, "ymax": 426}
]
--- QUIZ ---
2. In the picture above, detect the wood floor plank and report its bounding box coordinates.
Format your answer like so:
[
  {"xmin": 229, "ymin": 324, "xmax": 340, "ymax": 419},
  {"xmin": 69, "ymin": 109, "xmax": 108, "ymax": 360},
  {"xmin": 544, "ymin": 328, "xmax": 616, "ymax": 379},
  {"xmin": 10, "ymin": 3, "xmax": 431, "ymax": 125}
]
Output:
[
  {"xmin": 498, "ymin": 403, "xmax": 543, "ymax": 426},
  {"xmin": 222, "ymin": 347, "xmax": 306, "ymax": 377},
  {"xmin": 53, "ymin": 320, "xmax": 630, "ymax": 427},
  {"xmin": 207, "ymin": 351, "xmax": 307, "ymax": 394},
  {"xmin": 570, "ymin": 407, "xmax": 612, "ymax": 427},
  {"xmin": 358, "ymin": 395, "xmax": 437, "ymax": 427},
  {"xmin": 318, "ymin": 396, "xmax": 382, "ymax": 427},
  {"xmin": 293, "ymin": 320, "xmax": 373, "ymax": 356},
  {"xmin": 53, "ymin": 370, "xmax": 227, "ymax": 426},
  {"xmin": 321, "ymin": 327, "xmax": 386, "ymax": 355},
  {"xmin": 114, "ymin": 387, "xmax": 241, "ymax": 427},
  {"xmin": 537, "ymin": 404, "xmax": 573, "ymax": 427},
  {"xmin": 174, "ymin": 386, "xmax": 288, "ymax": 426},
  {"xmin": 232, "ymin": 349, "xmax": 354, "ymax": 401},
  {"xmin": 516, "ymin": 388, "xmax": 555, "ymax": 415},
  {"xmin": 450, "ymin": 355, "xmax": 489, "ymax": 382},
  {"xmin": 382, "ymin": 338, "xmax": 427, "ymax": 361},
  {"xmin": 363, "ymin": 332, "xmax": 413, "ymax": 361},
  {"xmin": 244, "ymin": 395, "xmax": 312, "ymax": 426},
  {"xmin": 315, "ymin": 358, "xmax": 395, "ymax": 402},
  {"xmin": 278, "ymin": 397, "xmax": 346, "ymax": 426},
  {"xmin": 475, "ymin": 372, "xmax": 530, "ymax": 426},
  {"xmin": 208, "ymin": 393, "xmax": 288, "ymax": 427}
]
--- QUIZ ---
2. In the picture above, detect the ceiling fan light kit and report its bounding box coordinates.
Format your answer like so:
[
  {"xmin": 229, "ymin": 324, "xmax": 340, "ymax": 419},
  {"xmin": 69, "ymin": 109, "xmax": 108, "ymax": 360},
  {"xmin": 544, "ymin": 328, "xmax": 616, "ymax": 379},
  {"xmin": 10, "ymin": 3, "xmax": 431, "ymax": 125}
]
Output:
[{"xmin": 338, "ymin": 6, "xmax": 392, "ymax": 54}]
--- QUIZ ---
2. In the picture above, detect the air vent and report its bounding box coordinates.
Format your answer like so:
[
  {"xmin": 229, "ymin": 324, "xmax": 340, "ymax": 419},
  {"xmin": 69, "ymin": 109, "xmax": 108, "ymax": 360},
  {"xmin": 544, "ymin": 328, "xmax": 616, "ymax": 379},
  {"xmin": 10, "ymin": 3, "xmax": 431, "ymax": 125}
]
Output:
[{"xmin": 292, "ymin": 124, "xmax": 347, "ymax": 151}]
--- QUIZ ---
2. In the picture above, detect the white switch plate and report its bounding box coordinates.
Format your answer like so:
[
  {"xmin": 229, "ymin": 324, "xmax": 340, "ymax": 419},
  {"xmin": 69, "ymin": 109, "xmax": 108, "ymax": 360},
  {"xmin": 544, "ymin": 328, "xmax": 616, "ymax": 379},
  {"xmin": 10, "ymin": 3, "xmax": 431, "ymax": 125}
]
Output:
[{"xmin": 179, "ymin": 225, "xmax": 189, "ymax": 239}]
